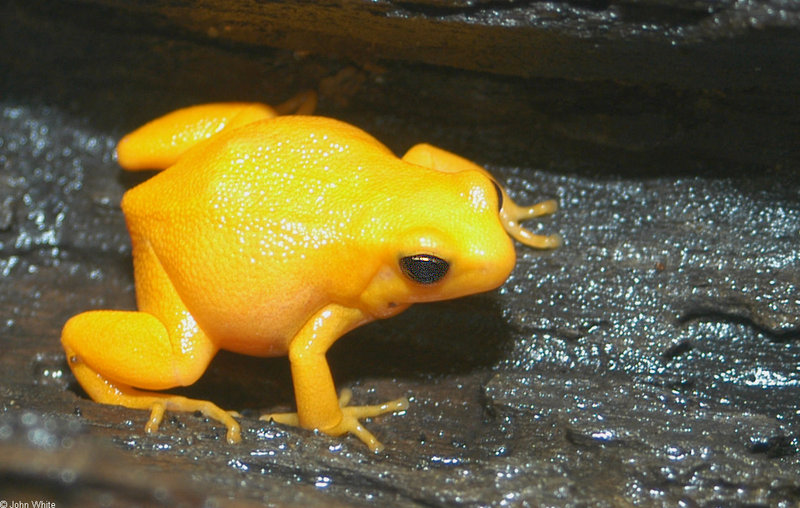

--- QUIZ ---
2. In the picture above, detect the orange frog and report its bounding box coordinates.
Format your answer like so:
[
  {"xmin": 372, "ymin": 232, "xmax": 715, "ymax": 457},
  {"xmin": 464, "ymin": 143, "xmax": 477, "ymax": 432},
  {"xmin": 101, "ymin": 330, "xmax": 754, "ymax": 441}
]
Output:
[{"xmin": 61, "ymin": 94, "xmax": 559, "ymax": 451}]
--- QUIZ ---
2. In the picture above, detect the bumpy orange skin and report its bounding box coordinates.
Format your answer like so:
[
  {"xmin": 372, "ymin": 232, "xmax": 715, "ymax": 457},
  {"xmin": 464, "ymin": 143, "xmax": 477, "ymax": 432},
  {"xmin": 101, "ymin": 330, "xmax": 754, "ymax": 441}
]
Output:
[{"xmin": 61, "ymin": 99, "xmax": 557, "ymax": 451}]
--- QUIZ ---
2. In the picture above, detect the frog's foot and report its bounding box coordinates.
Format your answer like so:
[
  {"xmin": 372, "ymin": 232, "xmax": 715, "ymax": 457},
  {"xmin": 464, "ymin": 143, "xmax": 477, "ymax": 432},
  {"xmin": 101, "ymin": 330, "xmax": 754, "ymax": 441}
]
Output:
[
  {"xmin": 260, "ymin": 389, "xmax": 409, "ymax": 452},
  {"xmin": 274, "ymin": 90, "xmax": 317, "ymax": 115},
  {"xmin": 500, "ymin": 197, "xmax": 561, "ymax": 249},
  {"xmin": 65, "ymin": 351, "xmax": 241, "ymax": 443},
  {"xmin": 145, "ymin": 395, "xmax": 242, "ymax": 444}
]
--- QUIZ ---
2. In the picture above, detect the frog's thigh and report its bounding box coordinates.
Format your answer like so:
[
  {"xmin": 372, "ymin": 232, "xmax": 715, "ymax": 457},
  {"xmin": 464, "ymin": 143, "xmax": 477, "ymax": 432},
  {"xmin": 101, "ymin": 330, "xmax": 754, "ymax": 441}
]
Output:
[
  {"xmin": 129, "ymin": 236, "xmax": 217, "ymax": 387},
  {"xmin": 64, "ymin": 236, "xmax": 217, "ymax": 393},
  {"xmin": 60, "ymin": 243, "xmax": 238, "ymax": 441},
  {"xmin": 64, "ymin": 309, "xmax": 209, "ymax": 388}
]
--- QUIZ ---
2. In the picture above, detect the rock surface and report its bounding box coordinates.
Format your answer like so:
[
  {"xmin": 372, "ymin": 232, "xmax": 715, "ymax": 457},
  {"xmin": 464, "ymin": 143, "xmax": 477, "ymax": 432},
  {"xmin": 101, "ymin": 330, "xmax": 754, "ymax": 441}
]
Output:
[{"xmin": 1, "ymin": 0, "xmax": 798, "ymax": 506}]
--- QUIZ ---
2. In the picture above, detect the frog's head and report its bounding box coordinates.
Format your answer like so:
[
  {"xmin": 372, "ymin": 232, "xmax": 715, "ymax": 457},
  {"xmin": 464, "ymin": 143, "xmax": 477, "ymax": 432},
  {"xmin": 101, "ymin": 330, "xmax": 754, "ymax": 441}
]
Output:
[{"xmin": 359, "ymin": 169, "xmax": 521, "ymax": 316}]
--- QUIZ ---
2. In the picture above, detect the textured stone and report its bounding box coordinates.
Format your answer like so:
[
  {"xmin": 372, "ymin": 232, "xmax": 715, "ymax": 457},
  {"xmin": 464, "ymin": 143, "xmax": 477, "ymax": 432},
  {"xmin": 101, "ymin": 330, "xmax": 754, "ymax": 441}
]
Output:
[
  {"xmin": 2, "ymin": 101, "xmax": 798, "ymax": 506},
  {"xmin": 53, "ymin": 0, "xmax": 800, "ymax": 88}
]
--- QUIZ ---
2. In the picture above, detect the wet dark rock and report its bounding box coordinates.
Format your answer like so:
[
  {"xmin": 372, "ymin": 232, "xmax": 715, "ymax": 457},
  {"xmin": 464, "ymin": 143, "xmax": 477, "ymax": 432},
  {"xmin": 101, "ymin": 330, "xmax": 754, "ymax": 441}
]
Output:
[
  {"xmin": 1, "ymin": 0, "xmax": 799, "ymax": 506},
  {"xmin": 2, "ymin": 99, "xmax": 797, "ymax": 506},
  {"xmin": 21, "ymin": 0, "xmax": 800, "ymax": 88}
]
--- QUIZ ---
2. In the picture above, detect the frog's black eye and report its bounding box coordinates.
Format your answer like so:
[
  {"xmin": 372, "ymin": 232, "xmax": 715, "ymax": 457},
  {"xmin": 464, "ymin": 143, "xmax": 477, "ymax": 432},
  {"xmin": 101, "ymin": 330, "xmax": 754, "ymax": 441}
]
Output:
[
  {"xmin": 491, "ymin": 181, "xmax": 503, "ymax": 213},
  {"xmin": 399, "ymin": 254, "xmax": 449, "ymax": 284}
]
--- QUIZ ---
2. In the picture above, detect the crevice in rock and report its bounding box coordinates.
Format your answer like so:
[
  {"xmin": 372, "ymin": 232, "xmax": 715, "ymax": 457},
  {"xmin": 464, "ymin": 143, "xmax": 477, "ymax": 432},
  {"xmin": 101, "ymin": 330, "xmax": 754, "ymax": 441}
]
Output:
[{"xmin": 677, "ymin": 309, "xmax": 800, "ymax": 343}]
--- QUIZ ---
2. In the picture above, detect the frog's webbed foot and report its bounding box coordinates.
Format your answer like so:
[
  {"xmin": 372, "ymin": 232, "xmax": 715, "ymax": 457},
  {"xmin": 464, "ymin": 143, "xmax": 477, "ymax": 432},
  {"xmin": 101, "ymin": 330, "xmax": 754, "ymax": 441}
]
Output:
[
  {"xmin": 327, "ymin": 389, "xmax": 410, "ymax": 452},
  {"xmin": 260, "ymin": 389, "xmax": 409, "ymax": 452},
  {"xmin": 143, "ymin": 395, "xmax": 242, "ymax": 444},
  {"xmin": 63, "ymin": 342, "xmax": 242, "ymax": 444}
]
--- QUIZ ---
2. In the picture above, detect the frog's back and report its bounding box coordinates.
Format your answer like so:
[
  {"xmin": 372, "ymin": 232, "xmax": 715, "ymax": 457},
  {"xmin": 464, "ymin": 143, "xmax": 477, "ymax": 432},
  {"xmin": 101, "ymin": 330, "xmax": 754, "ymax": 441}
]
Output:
[
  {"xmin": 123, "ymin": 115, "xmax": 393, "ymax": 219},
  {"xmin": 120, "ymin": 116, "xmax": 408, "ymax": 352}
]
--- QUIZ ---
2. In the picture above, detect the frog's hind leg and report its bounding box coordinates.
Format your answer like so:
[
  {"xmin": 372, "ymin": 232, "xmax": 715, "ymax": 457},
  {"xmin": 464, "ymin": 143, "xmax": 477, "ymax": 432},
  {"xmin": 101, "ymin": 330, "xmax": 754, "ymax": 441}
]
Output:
[
  {"xmin": 61, "ymin": 311, "xmax": 241, "ymax": 444},
  {"xmin": 274, "ymin": 90, "xmax": 317, "ymax": 115},
  {"xmin": 62, "ymin": 235, "xmax": 241, "ymax": 443}
]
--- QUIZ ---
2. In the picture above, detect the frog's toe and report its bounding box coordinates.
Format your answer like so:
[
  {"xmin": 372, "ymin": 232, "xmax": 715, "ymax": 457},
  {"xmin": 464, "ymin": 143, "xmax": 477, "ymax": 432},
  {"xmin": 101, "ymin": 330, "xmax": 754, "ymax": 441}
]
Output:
[
  {"xmin": 145, "ymin": 401, "xmax": 167, "ymax": 434},
  {"xmin": 259, "ymin": 411, "xmax": 300, "ymax": 426},
  {"xmin": 337, "ymin": 388, "xmax": 410, "ymax": 419},
  {"xmin": 331, "ymin": 414, "xmax": 384, "ymax": 452}
]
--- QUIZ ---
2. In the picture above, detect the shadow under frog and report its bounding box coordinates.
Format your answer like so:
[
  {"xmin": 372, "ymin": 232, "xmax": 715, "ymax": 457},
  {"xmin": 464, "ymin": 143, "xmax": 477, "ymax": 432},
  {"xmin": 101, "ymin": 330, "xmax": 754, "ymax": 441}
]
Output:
[{"xmin": 153, "ymin": 292, "xmax": 512, "ymax": 414}]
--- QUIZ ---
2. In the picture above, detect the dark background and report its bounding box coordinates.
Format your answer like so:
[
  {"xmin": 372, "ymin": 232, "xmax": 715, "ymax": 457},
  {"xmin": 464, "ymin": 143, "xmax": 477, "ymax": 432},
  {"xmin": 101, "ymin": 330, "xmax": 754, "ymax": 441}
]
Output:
[{"xmin": 1, "ymin": 1, "xmax": 798, "ymax": 506}]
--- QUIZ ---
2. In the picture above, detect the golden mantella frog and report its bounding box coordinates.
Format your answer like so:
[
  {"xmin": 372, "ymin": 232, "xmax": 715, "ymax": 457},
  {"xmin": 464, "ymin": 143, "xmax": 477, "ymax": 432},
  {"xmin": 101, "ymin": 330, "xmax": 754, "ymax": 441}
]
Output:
[{"xmin": 61, "ymin": 95, "xmax": 559, "ymax": 452}]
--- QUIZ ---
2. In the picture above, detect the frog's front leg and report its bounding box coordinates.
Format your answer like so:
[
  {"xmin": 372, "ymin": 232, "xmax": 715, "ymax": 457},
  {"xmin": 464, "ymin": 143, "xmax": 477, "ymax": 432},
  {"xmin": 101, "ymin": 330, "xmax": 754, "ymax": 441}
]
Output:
[
  {"xmin": 61, "ymin": 310, "xmax": 241, "ymax": 444},
  {"xmin": 402, "ymin": 143, "xmax": 561, "ymax": 249},
  {"xmin": 261, "ymin": 304, "xmax": 408, "ymax": 452}
]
